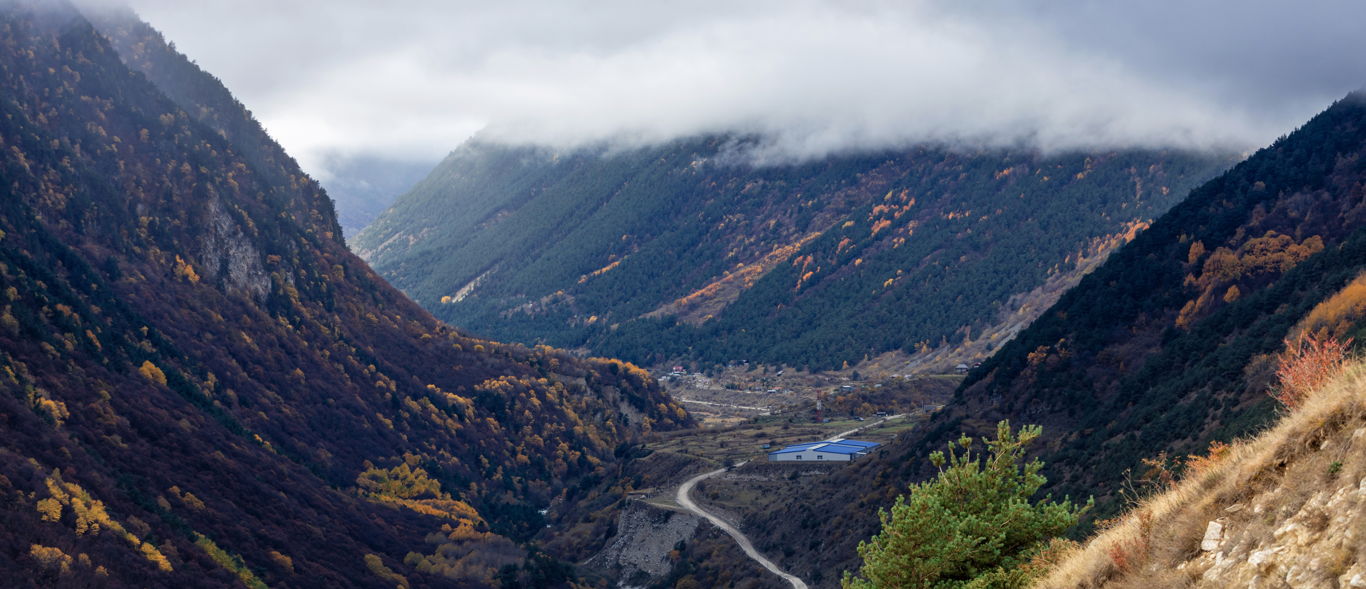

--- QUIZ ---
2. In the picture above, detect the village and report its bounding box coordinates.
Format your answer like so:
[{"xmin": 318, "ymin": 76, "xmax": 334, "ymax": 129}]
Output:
[
  {"xmin": 623, "ymin": 362, "xmax": 961, "ymax": 500},
  {"xmin": 654, "ymin": 360, "xmax": 962, "ymax": 428}
]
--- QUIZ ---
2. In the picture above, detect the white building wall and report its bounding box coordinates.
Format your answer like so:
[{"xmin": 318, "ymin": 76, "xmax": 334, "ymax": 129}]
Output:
[{"xmin": 768, "ymin": 449, "xmax": 854, "ymax": 462}]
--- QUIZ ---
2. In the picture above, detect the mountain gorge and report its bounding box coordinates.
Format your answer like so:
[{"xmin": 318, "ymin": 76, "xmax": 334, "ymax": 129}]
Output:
[
  {"xmin": 356, "ymin": 139, "xmax": 1234, "ymax": 371},
  {"xmin": 0, "ymin": 2, "xmax": 688, "ymax": 586}
]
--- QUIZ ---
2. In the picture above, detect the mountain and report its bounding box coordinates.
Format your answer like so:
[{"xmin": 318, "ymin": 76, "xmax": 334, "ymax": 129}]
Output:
[
  {"xmin": 716, "ymin": 93, "xmax": 1366, "ymax": 586},
  {"xmin": 354, "ymin": 139, "xmax": 1234, "ymax": 371},
  {"xmin": 0, "ymin": 2, "xmax": 688, "ymax": 587},
  {"xmin": 947, "ymin": 92, "xmax": 1366, "ymax": 510},
  {"xmin": 86, "ymin": 12, "xmax": 433, "ymax": 242}
]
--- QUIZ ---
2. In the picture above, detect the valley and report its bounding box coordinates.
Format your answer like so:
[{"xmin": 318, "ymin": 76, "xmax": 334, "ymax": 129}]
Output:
[
  {"xmin": 579, "ymin": 93, "xmax": 1366, "ymax": 588},
  {"xmin": 5, "ymin": 1, "xmax": 1366, "ymax": 588},
  {"xmin": 655, "ymin": 363, "xmax": 957, "ymax": 426},
  {"xmin": 580, "ymin": 373, "xmax": 951, "ymax": 587}
]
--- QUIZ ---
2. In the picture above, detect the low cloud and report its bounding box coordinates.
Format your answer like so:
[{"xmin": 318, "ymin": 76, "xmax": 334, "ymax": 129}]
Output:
[{"xmin": 112, "ymin": 0, "xmax": 1366, "ymax": 174}]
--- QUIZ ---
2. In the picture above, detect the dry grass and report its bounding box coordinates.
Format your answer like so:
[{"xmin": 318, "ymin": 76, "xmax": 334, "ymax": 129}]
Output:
[{"xmin": 1035, "ymin": 358, "xmax": 1366, "ymax": 588}]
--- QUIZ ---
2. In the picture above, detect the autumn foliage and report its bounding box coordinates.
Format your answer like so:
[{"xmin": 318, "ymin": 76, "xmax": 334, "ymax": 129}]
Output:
[{"xmin": 1272, "ymin": 334, "xmax": 1354, "ymax": 410}]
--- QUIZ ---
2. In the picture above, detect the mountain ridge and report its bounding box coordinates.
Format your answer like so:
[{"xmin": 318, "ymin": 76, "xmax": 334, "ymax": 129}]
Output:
[
  {"xmin": 357, "ymin": 137, "xmax": 1235, "ymax": 371},
  {"xmin": 0, "ymin": 2, "xmax": 688, "ymax": 586}
]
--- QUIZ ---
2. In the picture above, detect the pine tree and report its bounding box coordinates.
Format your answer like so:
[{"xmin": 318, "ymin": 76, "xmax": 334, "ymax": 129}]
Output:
[{"xmin": 843, "ymin": 421, "xmax": 1088, "ymax": 589}]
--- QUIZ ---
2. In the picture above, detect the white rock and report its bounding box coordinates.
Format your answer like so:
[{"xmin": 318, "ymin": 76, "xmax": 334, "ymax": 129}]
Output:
[
  {"xmin": 1201, "ymin": 520, "xmax": 1225, "ymax": 551},
  {"xmin": 1201, "ymin": 554, "xmax": 1230, "ymax": 582},
  {"xmin": 1249, "ymin": 547, "xmax": 1281, "ymax": 567},
  {"xmin": 1348, "ymin": 573, "xmax": 1366, "ymax": 588},
  {"xmin": 1286, "ymin": 563, "xmax": 1320, "ymax": 588}
]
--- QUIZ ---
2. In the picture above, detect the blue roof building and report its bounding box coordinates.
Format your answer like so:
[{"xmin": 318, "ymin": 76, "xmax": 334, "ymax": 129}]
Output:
[{"xmin": 767, "ymin": 438, "xmax": 881, "ymax": 462}]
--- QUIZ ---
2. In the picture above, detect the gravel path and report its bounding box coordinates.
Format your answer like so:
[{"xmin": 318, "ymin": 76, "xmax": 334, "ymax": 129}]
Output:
[{"xmin": 675, "ymin": 463, "xmax": 808, "ymax": 589}]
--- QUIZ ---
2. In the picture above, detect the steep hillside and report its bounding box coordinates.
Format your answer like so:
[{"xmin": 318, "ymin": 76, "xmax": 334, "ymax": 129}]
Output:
[
  {"xmin": 1039, "ymin": 359, "xmax": 1366, "ymax": 588},
  {"xmin": 722, "ymin": 94, "xmax": 1366, "ymax": 586},
  {"xmin": 947, "ymin": 92, "xmax": 1366, "ymax": 512},
  {"xmin": 0, "ymin": 2, "xmax": 687, "ymax": 587},
  {"xmin": 356, "ymin": 139, "xmax": 1232, "ymax": 371}
]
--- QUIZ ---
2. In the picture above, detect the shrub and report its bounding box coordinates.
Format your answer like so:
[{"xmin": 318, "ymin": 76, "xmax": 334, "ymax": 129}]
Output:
[{"xmin": 1272, "ymin": 334, "xmax": 1353, "ymax": 409}]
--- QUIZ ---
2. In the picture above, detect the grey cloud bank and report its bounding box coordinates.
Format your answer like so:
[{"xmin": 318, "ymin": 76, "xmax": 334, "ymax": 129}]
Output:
[{"xmin": 108, "ymin": 0, "xmax": 1366, "ymax": 177}]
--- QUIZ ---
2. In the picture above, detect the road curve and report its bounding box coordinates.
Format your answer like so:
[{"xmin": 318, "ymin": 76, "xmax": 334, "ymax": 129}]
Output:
[{"xmin": 676, "ymin": 464, "xmax": 809, "ymax": 589}]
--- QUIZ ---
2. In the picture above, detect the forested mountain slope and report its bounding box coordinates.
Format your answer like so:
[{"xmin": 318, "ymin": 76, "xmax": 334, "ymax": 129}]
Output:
[
  {"xmin": 732, "ymin": 94, "xmax": 1366, "ymax": 586},
  {"xmin": 356, "ymin": 138, "xmax": 1233, "ymax": 371},
  {"xmin": 0, "ymin": 2, "xmax": 687, "ymax": 587}
]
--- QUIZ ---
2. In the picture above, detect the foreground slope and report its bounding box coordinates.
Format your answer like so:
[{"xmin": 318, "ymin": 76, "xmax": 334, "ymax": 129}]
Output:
[
  {"xmin": 357, "ymin": 138, "xmax": 1231, "ymax": 370},
  {"xmin": 715, "ymin": 94, "xmax": 1366, "ymax": 586},
  {"xmin": 0, "ymin": 3, "xmax": 686, "ymax": 586},
  {"xmin": 1039, "ymin": 360, "xmax": 1366, "ymax": 588}
]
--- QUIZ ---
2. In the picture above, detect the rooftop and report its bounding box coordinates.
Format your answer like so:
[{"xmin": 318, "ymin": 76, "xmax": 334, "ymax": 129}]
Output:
[{"xmin": 768, "ymin": 439, "xmax": 881, "ymax": 455}]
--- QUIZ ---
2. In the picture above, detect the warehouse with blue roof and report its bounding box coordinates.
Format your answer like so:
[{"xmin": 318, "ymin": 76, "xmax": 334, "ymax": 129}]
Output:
[{"xmin": 767, "ymin": 438, "xmax": 880, "ymax": 462}]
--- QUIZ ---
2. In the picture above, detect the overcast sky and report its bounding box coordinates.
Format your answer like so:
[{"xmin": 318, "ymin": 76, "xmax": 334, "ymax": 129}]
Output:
[{"xmin": 111, "ymin": 0, "xmax": 1366, "ymax": 178}]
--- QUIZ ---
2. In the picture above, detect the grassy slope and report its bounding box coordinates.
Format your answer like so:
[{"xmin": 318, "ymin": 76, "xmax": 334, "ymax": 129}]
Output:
[{"xmin": 1038, "ymin": 359, "xmax": 1366, "ymax": 588}]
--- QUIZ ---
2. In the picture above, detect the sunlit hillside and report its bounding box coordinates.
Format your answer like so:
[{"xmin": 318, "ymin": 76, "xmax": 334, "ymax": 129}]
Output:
[{"xmin": 1038, "ymin": 349, "xmax": 1366, "ymax": 588}]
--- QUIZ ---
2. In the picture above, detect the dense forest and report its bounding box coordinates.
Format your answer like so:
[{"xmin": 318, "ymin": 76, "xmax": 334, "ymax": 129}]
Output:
[
  {"xmin": 0, "ymin": 2, "xmax": 689, "ymax": 586},
  {"xmin": 715, "ymin": 93, "xmax": 1366, "ymax": 586},
  {"xmin": 357, "ymin": 136, "xmax": 1233, "ymax": 371}
]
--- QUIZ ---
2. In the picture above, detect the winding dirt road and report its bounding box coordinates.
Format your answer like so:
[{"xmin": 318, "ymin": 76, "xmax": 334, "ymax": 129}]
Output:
[{"xmin": 676, "ymin": 464, "xmax": 809, "ymax": 589}]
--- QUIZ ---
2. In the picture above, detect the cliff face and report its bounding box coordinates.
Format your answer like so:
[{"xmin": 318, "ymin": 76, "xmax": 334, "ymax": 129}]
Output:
[{"xmin": 0, "ymin": 2, "xmax": 687, "ymax": 586}]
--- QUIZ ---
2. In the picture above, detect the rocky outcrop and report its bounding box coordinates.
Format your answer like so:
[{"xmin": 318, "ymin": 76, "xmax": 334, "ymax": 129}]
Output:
[
  {"xmin": 588, "ymin": 501, "xmax": 701, "ymax": 586},
  {"xmin": 1188, "ymin": 439, "xmax": 1366, "ymax": 588},
  {"xmin": 200, "ymin": 197, "xmax": 272, "ymax": 300}
]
